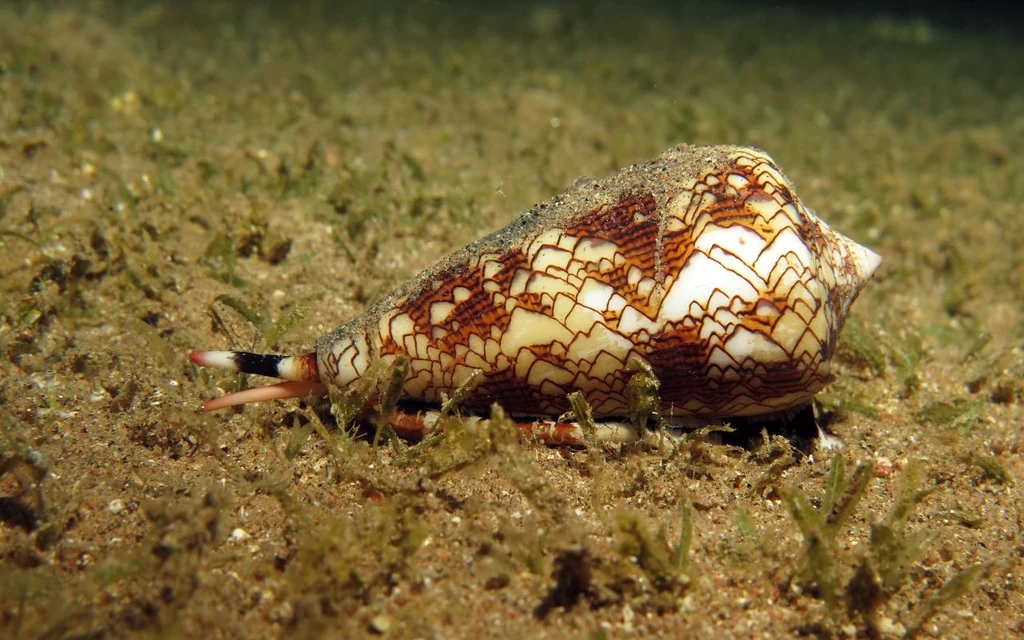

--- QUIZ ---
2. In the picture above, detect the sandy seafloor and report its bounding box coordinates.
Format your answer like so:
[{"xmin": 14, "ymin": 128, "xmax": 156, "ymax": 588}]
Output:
[{"xmin": 1, "ymin": 1, "xmax": 1022, "ymax": 638}]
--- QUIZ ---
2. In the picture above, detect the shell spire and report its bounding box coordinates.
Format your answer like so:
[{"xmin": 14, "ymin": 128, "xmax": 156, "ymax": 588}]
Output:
[
  {"xmin": 191, "ymin": 144, "xmax": 880, "ymax": 427},
  {"xmin": 816, "ymin": 219, "xmax": 882, "ymax": 318}
]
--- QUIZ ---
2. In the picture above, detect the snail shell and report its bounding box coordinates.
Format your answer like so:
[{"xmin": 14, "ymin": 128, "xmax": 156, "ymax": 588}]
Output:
[{"xmin": 191, "ymin": 144, "xmax": 880, "ymax": 423}]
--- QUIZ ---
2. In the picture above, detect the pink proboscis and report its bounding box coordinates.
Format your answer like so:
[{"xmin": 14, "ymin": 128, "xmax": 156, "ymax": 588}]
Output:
[{"xmin": 199, "ymin": 380, "xmax": 328, "ymax": 411}]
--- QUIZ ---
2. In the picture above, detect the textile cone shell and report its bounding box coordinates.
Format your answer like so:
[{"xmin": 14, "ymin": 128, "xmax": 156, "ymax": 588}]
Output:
[
  {"xmin": 193, "ymin": 145, "xmax": 881, "ymax": 420},
  {"xmin": 313, "ymin": 145, "xmax": 881, "ymax": 418}
]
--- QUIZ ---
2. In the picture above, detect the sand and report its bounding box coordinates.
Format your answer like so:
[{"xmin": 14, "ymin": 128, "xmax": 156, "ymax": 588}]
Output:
[{"xmin": 1, "ymin": 1, "xmax": 1021, "ymax": 638}]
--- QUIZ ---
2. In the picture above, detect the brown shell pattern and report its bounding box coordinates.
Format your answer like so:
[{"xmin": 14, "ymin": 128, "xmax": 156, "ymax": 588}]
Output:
[{"xmin": 315, "ymin": 144, "xmax": 880, "ymax": 419}]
